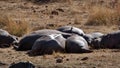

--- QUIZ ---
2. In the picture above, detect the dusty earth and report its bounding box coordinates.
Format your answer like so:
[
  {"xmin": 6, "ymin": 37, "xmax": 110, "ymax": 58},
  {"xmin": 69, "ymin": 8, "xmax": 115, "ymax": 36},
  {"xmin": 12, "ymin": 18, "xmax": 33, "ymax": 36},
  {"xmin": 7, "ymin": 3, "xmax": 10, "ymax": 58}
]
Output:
[{"xmin": 0, "ymin": 0, "xmax": 120, "ymax": 68}]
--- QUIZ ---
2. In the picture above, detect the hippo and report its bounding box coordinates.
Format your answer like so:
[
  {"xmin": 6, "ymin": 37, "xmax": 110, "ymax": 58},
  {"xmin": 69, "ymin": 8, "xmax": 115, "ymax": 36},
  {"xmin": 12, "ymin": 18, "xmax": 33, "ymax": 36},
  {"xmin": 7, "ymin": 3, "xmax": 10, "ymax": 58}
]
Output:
[
  {"xmin": 14, "ymin": 34, "xmax": 43, "ymax": 51},
  {"xmin": 83, "ymin": 32, "xmax": 104, "ymax": 45},
  {"xmin": 0, "ymin": 29, "xmax": 10, "ymax": 36},
  {"xmin": 28, "ymin": 34, "xmax": 66, "ymax": 56},
  {"xmin": 91, "ymin": 37, "xmax": 102, "ymax": 49},
  {"xmin": 57, "ymin": 26, "xmax": 85, "ymax": 36},
  {"xmin": 30, "ymin": 29, "xmax": 71, "ymax": 38},
  {"xmin": 14, "ymin": 29, "xmax": 70, "ymax": 51},
  {"xmin": 0, "ymin": 29, "xmax": 18, "ymax": 48},
  {"xmin": 9, "ymin": 62, "xmax": 35, "ymax": 68},
  {"xmin": 92, "ymin": 30, "xmax": 120, "ymax": 49},
  {"xmin": 65, "ymin": 35, "xmax": 92, "ymax": 53}
]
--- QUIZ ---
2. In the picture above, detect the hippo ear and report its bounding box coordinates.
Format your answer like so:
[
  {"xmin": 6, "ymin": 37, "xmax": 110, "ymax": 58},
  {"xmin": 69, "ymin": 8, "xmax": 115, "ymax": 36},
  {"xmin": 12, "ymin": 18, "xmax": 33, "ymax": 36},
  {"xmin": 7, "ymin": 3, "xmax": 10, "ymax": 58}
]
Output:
[
  {"xmin": 91, "ymin": 38, "xmax": 101, "ymax": 49},
  {"xmin": 70, "ymin": 26, "xmax": 73, "ymax": 33}
]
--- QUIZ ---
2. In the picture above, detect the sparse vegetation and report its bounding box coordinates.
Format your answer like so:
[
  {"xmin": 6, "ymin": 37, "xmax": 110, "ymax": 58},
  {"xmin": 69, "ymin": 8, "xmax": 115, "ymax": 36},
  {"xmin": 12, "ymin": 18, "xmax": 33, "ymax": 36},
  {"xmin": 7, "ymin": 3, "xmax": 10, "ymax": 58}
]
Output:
[
  {"xmin": 86, "ymin": 6, "xmax": 117, "ymax": 25},
  {"xmin": 0, "ymin": 16, "xmax": 32, "ymax": 37},
  {"xmin": 85, "ymin": 1, "xmax": 120, "ymax": 26}
]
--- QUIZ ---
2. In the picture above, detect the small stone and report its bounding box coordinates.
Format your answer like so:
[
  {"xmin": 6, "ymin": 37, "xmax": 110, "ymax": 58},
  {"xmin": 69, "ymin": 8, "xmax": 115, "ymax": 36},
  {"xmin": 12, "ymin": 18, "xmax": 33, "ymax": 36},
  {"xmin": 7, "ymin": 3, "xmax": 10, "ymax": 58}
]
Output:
[
  {"xmin": 56, "ymin": 58, "xmax": 63, "ymax": 63},
  {"xmin": 49, "ymin": 15, "xmax": 54, "ymax": 18},
  {"xmin": 51, "ymin": 11, "xmax": 59, "ymax": 15},
  {"xmin": 47, "ymin": 23, "xmax": 54, "ymax": 27},
  {"xmin": 66, "ymin": 58, "xmax": 69, "ymax": 61},
  {"xmin": 101, "ymin": 55, "xmax": 106, "ymax": 57},
  {"xmin": 56, "ymin": 8, "xmax": 64, "ymax": 12},
  {"xmin": 76, "ymin": 58, "xmax": 79, "ymax": 60},
  {"xmin": 81, "ymin": 57, "xmax": 88, "ymax": 61}
]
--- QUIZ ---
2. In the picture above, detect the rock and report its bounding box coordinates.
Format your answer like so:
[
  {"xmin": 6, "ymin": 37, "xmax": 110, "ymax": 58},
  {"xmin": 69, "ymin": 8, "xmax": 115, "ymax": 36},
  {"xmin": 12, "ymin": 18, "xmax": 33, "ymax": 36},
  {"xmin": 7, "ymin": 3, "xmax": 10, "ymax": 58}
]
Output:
[
  {"xmin": 56, "ymin": 58, "xmax": 63, "ymax": 63},
  {"xmin": 81, "ymin": 57, "xmax": 88, "ymax": 61}
]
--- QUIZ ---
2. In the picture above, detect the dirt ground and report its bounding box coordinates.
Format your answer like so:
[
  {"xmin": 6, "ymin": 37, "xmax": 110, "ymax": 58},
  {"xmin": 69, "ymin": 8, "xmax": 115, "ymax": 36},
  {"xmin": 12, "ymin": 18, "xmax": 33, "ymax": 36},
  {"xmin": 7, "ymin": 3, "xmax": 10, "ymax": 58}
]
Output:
[{"xmin": 0, "ymin": 0, "xmax": 120, "ymax": 68}]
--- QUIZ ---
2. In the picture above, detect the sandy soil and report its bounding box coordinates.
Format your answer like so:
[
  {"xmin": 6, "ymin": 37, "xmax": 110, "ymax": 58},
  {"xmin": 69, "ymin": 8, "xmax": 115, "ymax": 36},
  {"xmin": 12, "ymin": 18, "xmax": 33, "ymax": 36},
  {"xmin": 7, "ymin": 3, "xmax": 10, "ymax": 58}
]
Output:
[
  {"xmin": 0, "ymin": 47, "xmax": 120, "ymax": 68},
  {"xmin": 0, "ymin": 0, "xmax": 120, "ymax": 68}
]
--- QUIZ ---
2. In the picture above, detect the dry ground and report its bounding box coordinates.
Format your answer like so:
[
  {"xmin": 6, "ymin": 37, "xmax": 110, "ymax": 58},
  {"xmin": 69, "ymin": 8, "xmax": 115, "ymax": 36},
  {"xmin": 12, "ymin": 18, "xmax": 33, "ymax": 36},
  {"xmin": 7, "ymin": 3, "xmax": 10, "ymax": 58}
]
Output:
[
  {"xmin": 0, "ymin": 47, "xmax": 120, "ymax": 68},
  {"xmin": 0, "ymin": 0, "xmax": 120, "ymax": 68}
]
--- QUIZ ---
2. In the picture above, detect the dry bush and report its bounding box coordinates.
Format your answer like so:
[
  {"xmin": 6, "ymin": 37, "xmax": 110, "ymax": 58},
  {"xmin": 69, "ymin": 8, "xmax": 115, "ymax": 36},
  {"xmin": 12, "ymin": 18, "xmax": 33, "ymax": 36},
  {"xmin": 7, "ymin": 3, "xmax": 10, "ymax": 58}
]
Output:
[
  {"xmin": 0, "ymin": 16, "xmax": 32, "ymax": 37},
  {"xmin": 85, "ymin": 5, "xmax": 120, "ymax": 26}
]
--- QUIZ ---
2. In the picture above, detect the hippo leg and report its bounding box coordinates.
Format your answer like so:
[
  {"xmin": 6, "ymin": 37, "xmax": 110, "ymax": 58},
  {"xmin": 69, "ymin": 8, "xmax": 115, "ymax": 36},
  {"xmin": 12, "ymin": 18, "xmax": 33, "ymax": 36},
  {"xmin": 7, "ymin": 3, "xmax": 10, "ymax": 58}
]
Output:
[{"xmin": 0, "ymin": 44, "xmax": 10, "ymax": 48}]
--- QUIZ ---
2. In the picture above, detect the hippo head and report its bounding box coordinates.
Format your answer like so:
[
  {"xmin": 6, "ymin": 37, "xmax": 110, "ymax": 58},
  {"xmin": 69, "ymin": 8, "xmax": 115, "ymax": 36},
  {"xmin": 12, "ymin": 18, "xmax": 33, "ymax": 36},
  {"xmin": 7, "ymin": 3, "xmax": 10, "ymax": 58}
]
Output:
[
  {"xmin": 9, "ymin": 35, "xmax": 19, "ymax": 46},
  {"xmin": 0, "ymin": 35, "xmax": 19, "ymax": 48},
  {"xmin": 0, "ymin": 29, "xmax": 10, "ymax": 36},
  {"xmin": 83, "ymin": 34, "xmax": 93, "ymax": 45},
  {"xmin": 91, "ymin": 37, "xmax": 102, "ymax": 49}
]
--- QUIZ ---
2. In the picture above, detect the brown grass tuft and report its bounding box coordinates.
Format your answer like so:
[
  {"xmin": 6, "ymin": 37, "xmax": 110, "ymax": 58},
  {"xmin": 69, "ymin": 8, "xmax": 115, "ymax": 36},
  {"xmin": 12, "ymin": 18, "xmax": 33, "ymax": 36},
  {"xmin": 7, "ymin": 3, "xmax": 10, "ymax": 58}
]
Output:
[
  {"xmin": 0, "ymin": 16, "xmax": 32, "ymax": 37},
  {"xmin": 85, "ymin": 5, "xmax": 120, "ymax": 26}
]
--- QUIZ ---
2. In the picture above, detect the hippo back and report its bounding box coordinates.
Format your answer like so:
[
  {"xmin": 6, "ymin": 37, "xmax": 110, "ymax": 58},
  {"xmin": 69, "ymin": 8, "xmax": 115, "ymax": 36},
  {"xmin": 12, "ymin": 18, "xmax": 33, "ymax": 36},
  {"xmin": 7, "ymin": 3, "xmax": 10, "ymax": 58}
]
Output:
[
  {"xmin": 15, "ymin": 29, "xmax": 70, "ymax": 51},
  {"xmin": 65, "ymin": 35, "xmax": 92, "ymax": 53},
  {"xmin": 101, "ymin": 31, "xmax": 120, "ymax": 48},
  {"xmin": 91, "ymin": 31, "xmax": 120, "ymax": 49},
  {"xmin": 15, "ymin": 34, "xmax": 43, "ymax": 51},
  {"xmin": 0, "ymin": 29, "xmax": 10, "ymax": 36},
  {"xmin": 29, "ymin": 34, "xmax": 66, "ymax": 56},
  {"xmin": 57, "ymin": 26, "xmax": 85, "ymax": 36},
  {"xmin": 9, "ymin": 62, "xmax": 35, "ymax": 68},
  {"xmin": 31, "ymin": 29, "xmax": 71, "ymax": 38}
]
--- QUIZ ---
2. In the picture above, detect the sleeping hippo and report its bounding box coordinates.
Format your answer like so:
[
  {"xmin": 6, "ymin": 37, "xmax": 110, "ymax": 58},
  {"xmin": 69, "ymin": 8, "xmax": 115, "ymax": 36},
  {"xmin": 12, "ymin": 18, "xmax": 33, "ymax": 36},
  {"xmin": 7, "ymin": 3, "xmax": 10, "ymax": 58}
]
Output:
[
  {"xmin": 57, "ymin": 26, "xmax": 85, "ymax": 36},
  {"xmin": 65, "ymin": 35, "xmax": 92, "ymax": 53},
  {"xmin": 0, "ymin": 29, "xmax": 10, "ymax": 36},
  {"xmin": 83, "ymin": 32, "xmax": 104, "ymax": 45},
  {"xmin": 92, "ymin": 30, "xmax": 120, "ymax": 49},
  {"xmin": 0, "ymin": 29, "xmax": 18, "ymax": 48},
  {"xmin": 14, "ymin": 29, "xmax": 70, "ymax": 51},
  {"xmin": 14, "ymin": 34, "xmax": 43, "ymax": 51},
  {"xmin": 30, "ymin": 29, "xmax": 71, "ymax": 38},
  {"xmin": 28, "ymin": 34, "xmax": 66, "ymax": 56},
  {"xmin": 9, "ymin": 62, "xmax": 35, "ymax": 68}
]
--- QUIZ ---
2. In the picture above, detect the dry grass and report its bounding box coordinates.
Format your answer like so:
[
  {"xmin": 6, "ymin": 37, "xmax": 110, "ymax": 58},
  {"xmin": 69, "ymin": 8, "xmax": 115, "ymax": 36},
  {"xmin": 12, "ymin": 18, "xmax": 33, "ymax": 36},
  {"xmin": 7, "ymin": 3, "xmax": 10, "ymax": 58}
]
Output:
[
  {"xmin": 85, "ymin": 0, "xmax": 120, "ymax": 26},
  {"xmin": 85, "ymin": 5, "xmax": 120, "ymax": 26},
  {"xmin": 0, "ymin": 15, "xmax": 32, "ymax": 37}
]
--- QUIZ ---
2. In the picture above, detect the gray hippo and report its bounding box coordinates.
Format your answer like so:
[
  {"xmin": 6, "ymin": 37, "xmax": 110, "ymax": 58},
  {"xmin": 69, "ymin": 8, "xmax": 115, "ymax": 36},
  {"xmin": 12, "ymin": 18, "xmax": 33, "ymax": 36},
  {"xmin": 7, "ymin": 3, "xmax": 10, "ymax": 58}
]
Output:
[
  {"xmin": 0, "ymin": 29, "xmax": 18, "ymax": 48},
  {"xmin": 30, "ymin": 29, "xmax": 71, "ymax": 38},
  {"xmin": 0, "ymin": 29, "xmax": 10, "ymax": 36},
  {"xmin": 57, "ymin": 26, "xmax": 85, "ymax": 36},
  {"xmin": 28, "ymin": 34, "xmax": 66, "ymax": 56},
  {"xmin": 9, "ymin": 62, "xmax": 35, "ymax": 68},
  {"xmin": 83, "ymin": 32, "xmax": 104, "ymax": 45},
  {"xmin": 14, "ymin": 29, "xmax": 70, "ymax": 51},
  {"xmin": 14, "ymin": 34, "xmax": 43, "ymax": 51},
  {"xmin": 92, "ymin": 30, "xmax": 120, "ymax": 49},
  {"xmin": 65, "ymin": 35, "xmax": 92, "ymax": 53}
]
